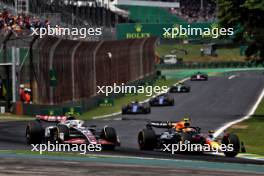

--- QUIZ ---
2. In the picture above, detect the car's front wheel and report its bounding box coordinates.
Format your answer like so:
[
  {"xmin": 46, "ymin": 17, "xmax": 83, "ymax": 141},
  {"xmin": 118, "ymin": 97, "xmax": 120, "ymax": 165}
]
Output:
[
  {"xmin": 138, "ymin": 129, "xmax": 156, "ymax": 150},
  {"xmin": 101, "ymin": 126, "xmax": 118, "ymax": 150},
  {"xmin": 144, "ymin": 107, "xmax": 151, "ymax": 114},
  {"xmin": 103, "ymin": 126, "xmax": 117, "ymax": 143},
  {"xmin": 169, "ymin": 99, "xmax": 175, "ymax": 105}
]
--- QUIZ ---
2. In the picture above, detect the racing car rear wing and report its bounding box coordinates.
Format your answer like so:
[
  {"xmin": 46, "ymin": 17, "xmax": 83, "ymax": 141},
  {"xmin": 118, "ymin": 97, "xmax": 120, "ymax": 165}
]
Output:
[
  {"xmin": 36, "ymin": 115, "xmax": 67, "ymax": 122},
  {"xmin": 148, "ymin": 121, "xmax": 177, "ymax": 128},
  {"xmin": 148, "ymin": 120, "xmax": 191, "ymax": 129}
]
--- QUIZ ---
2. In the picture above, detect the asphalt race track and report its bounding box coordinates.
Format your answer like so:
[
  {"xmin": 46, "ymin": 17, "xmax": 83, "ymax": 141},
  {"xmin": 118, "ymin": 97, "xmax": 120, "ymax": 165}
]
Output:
[
  {"xmin": 0, "ymin": 156, "xmax": 263, "ymax": 176},
  {"xmin": 0, "ymin": 71, "xmax": 264, "ymax": 165}
]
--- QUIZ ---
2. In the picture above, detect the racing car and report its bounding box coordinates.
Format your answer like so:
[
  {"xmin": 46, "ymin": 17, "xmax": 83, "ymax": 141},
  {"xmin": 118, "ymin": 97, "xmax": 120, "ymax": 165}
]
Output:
[
  {"xmin": 26, "ymin": 116, "xmax": 120, "ymax": 150},
  {"xmin": 190, "ymin": 72, "xmax": 208, "ymax": 81},
  {"xmin": 138, "ymin": 119, "xmax": 240, "ymax": 157},
  {"xmin": 169, "ymin": 83, "xmax": 190, "ymax": 93},
  {"xmin": 122, "ymin": 101, "xmax": 151, "ymax": 114},
  {"xmin": 149, "ymin": 93, "xmax": 174, "ymax": 106}
]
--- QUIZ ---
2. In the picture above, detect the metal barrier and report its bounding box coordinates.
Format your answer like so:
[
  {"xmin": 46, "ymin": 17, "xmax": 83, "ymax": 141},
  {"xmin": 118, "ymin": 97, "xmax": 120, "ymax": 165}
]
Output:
[
  {"xmin": 156, "ymin": 61, "xmax": 264, "ymax": 69},
  {"xmin": 32, "ymin": 36, "xmax": 157, "ymax": 105}
]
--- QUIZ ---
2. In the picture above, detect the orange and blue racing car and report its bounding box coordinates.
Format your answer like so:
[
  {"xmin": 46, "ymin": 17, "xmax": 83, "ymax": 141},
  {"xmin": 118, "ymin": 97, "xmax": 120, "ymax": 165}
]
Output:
[{"xmin": 138, "ymin": 118, "xmax": 241, "ymax": 157}]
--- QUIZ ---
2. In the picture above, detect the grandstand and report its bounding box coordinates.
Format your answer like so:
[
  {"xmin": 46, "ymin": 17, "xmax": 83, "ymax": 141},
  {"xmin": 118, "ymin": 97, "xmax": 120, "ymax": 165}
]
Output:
[
  {"xmin": 117, "ymin": 0, "xmax": 216, "ymax": 24},
  {"xmin": 119, "ymin": 5, "xmax": 185, "ymax": 24},
  {"xmin": 1, "ymin": 0, "xmax": 216, "ymax": 27}
]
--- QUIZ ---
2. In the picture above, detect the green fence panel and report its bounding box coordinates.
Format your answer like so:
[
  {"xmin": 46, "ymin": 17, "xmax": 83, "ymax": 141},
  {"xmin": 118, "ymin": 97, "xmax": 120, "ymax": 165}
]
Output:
[
  {"xmin": 63, "ymin": 106, "xmax": 83, "ymax": 116},
  {"xmin": 97, "ymin": 98, "xmax": 114, "ymax": 107},
  {"xmin": 40, "ymin": 108, "xmax": 63, "ymax": 116}
]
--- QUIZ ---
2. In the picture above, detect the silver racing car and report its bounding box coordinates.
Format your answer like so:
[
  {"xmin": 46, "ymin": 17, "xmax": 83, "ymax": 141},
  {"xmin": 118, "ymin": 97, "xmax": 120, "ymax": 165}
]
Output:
[{"xmin": 26, "ymin": 116, "xmax": 120, "ymax": 150}]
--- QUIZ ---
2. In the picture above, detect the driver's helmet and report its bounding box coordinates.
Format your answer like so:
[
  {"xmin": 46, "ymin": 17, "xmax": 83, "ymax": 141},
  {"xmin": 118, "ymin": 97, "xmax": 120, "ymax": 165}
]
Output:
[
  {"xmin": 174, "ymin": 121, "xmax": 185, "ymax": 131},
  {"xmin": 67, "ymin": 116, "xmax": 76, "ymax": 120},
  {"xmin": 174, "ymin": 118, "xmax": 190, "ymax": 131},
  {"xmin": 67, "ymin": 120, "xmax": 84, "ymax": 128}
]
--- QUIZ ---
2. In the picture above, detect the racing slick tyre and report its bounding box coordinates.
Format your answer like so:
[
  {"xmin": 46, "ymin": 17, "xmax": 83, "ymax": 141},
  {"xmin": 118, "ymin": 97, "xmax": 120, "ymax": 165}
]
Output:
[
  {"xmin": 56, "ymin": 124, "xmax": 70, "ymax": 142},
  {"xmin": 169, "ymin": 99, "xmax": 175, "ymax": 106},
  {"xmin": 103, "ymin": 126, "xmax": 117, "ymax": 143},
  {"xmin": 138, "ymin": 129, "xmax": 156, "ymax": 150},
  {"xmin": 102, "ymin": 126, "xmax": 118, "ymax": 150},
  {"xmin": 121, "ymin": 107, "xmax": 127, "ymax": 114},
  {"xmin": 144, "ymin": 107, "xmax": 151, "ymax": 114},
  {"xmin": 168, "ymin": 88, "xmax": 174, "ymax": 93},
  {"xmin": 222, "ymin": 133, "xmax": 240, "ymax": 157},
  {"xmin": 26, "ymin": 120, "xmax": 44, "ymax": 144}
]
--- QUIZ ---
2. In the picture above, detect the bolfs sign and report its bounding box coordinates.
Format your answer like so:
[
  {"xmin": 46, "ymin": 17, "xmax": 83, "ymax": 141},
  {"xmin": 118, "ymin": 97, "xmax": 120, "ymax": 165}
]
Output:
[
  {"xmin": 116, "ymin": 23, "xmax": 233, "ymax": 40},
  {"xmin": 98, "ymin": 98, "xmax": 114, "ymax": 107},
  {"xmin": 124, "ymin": 24, "xmax": 151, "ymax": 39}
]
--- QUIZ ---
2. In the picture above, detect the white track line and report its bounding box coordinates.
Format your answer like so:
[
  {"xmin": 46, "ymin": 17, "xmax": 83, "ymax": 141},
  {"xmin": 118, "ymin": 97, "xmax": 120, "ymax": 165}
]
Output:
[
  {"xmin": 228, "ymin": 75, "xmax": 237, "ymax": 80},
  {"xmin": 93, "ymin": 112, "xmax": 121, "ymax": 119},
  {"xmin": 213, "ymin": 88, "xmax": 264, "ymax": 138}
]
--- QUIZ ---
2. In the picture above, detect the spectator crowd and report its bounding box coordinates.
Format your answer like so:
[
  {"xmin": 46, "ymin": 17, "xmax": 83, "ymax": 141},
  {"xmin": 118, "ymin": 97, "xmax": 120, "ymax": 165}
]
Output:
[
  {"xmin": 0, "ymin": 8, "xmax": 49, "ymax": 35},
  {"xmin": 169, "ymin": 0, "xmax": 217, "ymax": 22}
]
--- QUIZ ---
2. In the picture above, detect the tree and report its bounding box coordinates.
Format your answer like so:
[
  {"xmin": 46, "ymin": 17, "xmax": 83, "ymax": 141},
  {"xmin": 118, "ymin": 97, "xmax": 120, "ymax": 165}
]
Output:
[{"xmin": 218, "ymin": 0, "xmax": 264, "ymax": 61}]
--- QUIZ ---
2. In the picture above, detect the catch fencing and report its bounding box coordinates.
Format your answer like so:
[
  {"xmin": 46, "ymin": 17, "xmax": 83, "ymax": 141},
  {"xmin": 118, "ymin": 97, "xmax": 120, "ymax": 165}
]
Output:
[{"xmin": 32, "ymin": 36, "xmax": 157, "ymax": 104}]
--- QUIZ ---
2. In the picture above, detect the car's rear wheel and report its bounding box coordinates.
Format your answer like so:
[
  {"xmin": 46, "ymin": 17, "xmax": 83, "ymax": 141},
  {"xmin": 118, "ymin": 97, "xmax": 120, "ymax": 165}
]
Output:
[
  {"xmin": 222, "ymin": 133, "xmax": 240, "ymax": 157},
  {"xmin": 138, "ymin": 129, "xmax": 156, "ymax": 150},
  {"xmin": 26, "ymin": 120, "xmax": 44, "ymax": 144}
]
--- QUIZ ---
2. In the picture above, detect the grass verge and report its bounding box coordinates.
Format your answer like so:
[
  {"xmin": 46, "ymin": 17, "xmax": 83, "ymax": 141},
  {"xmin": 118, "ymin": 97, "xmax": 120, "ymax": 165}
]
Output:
[
  {"xmin": 80, "ymin": 78, "xmax": 179, "ymax": 120},
  {"xmin": 0, "ymin": 113, "xmax": 33, "ymax": 122},
  {"xmin": 156, "ymin": 44, "xmax": 245, "ymax": 62},
  {"xmin": 228, "ymin": 99, "xmax": 264, "ymax": 155}
]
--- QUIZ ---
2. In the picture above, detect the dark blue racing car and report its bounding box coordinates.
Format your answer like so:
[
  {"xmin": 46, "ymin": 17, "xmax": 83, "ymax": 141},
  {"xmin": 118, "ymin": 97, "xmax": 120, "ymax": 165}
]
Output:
[
  {"xmin": 122, "ymin": 101, "xmax": 151, "ymax": 114},
  {"xmin": 149, "ymin": 93, "xmax": 174, "ymax": 106}
]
